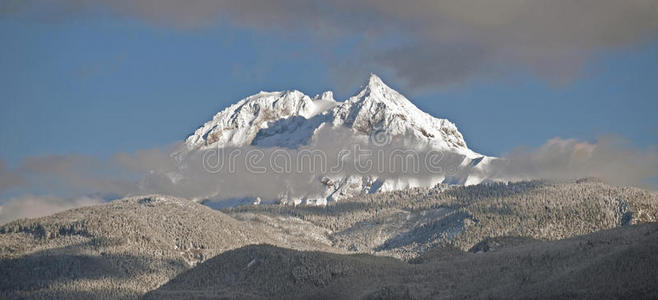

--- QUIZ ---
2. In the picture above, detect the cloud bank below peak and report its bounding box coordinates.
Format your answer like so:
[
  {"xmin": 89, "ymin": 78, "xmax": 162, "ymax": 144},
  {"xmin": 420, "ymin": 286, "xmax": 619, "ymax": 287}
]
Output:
[
  {"xmin": 1, "ymin": 135, "xmax": 657, "ymax": 224},
  {"xmin": 4, "ymin": 0, "xmax": 658, "ymax": 89}
]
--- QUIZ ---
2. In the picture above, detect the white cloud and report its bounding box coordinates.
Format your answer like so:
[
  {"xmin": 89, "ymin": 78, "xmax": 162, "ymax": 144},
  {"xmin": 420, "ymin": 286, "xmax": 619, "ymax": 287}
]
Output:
[
  {"xmin": 0, "ymin": 195, "xmax": 102, "ymax": 224},
  {"xmin": 4, "ymin": 0, "xmax": 657, "ymax": 88},
  {"xmin": 492, "ymin": 136, "xmax": 658, "ymax": 188}
]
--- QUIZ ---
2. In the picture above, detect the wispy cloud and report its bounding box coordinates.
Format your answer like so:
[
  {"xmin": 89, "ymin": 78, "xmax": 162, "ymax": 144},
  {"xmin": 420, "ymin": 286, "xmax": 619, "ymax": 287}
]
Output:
[
  {"xmin": 492, "ymin": 136, "xmax": 658, "ymax": 189},
  {"xmin": 1, "ymin": 132, "xmax": 657, "ymax": 224},
  {"xmin": 0, "ymin": 194, "xmax": 102, "ymax": 224},
  {"xmin": 4, "ymin": 0, "xmax": 657, "ymax": 89},
  {"xmin": 0, "ymin": 161, "xmax": 23, "ymax": 194}
]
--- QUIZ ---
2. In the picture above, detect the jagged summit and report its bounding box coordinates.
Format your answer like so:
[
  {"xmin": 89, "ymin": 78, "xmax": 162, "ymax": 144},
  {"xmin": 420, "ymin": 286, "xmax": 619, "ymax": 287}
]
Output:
[
  {"xmin": 186, "ymin": 74, "xmax": 474, "ymax": 154},
  {"xmin": 185, "ymin": 88, "xmax": 336, "ymax": 149},
  {"xmin": 332, "ymin": 74, "xmax": 475, "ymax": 156},
  {"xmin": 182, "ymin": 74, "xmax": 491, "ymax": 203},
  {"xmin": 365, "ymin": 73, "xmax": 386, "ymax": 89},
  {"xmin": 349, "ymin": 73, "xmax": 413, "ymax": 106}
]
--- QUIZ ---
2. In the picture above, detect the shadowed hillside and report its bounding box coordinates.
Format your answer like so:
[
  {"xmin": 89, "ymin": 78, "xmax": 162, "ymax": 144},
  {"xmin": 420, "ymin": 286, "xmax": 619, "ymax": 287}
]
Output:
[
  {"xmin": 146, "ymin": 222, "xmax": 658, "ymax": 299},
  {"xmin": 0, "ymin": 195, "xmax": 275, "ymax": 298},
  {"xmin": 1, "ymin": 181, "xmax": 657, "ymax": 298},
  {"xmin": 224, "ymin": 180, "xmax": 658, "ymax": 259}
]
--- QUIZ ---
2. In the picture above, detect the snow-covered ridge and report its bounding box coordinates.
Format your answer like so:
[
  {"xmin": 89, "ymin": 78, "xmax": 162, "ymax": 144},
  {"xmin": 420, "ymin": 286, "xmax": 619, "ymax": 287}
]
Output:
[
  {"xmin": 185, "ymin": 89, "xmax": 338, "ymax": 149},
  {"xmin": 186, "ymin": 74, "xmax": 478, "ymax": 157},
  {"xmin": 182, "ymin": 74, "xmax": 492, "ymax": 204}
]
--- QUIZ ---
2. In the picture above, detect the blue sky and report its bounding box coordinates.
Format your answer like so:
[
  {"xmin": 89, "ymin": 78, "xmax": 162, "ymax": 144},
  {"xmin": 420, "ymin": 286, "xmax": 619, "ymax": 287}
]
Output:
[
  {"xmin": 1, "ymin": 1, "xmax": 657, "ymax": 163},
  {"xmin": 1, "ymin": 1, "xmax": 658, "ymax": 222}
]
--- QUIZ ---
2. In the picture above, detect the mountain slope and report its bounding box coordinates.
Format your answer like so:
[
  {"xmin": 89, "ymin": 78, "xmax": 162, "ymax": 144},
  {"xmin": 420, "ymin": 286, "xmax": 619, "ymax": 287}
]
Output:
[
  {"xmin": 0, "ymin": 195, "xmax": 335, "ymax": 299},
  {"xmin": 181, "ymin": 74, "xmax": 492, "ymax": 204},
  {"xmin": 330, "ymin": 74, "xmax": 477, "ymax": 157},
  {"xmin": 145, "ymin": 222, "xmax": 658, "ymax": 299},
  {"xmin": 224, "ymin": 180, "xmax": 658, "ymax": 259},
  {"xmin": 1, "ymin": 181, "xmax": 656, "ymax": 298},
  {"xmin": 185, "ymin": 74, "xmax": 477, "ymax": 156},
  {"xmin": 185, "ymin": 90, "xmax": 337, "ymax": 150}
]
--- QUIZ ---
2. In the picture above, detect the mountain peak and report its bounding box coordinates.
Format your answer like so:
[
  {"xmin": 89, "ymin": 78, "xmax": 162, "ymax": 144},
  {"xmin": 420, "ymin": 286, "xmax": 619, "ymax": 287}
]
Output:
[
  {"xmin": 186, "ymin": 74, "xmax": 480, "ymax": 157},
  {"xmin": 180, "ymin": 75, "xmax": 488, "ymax": 202},
  {"xmin": 360, "ymin": 73, "xmax": 391, "ymax": 96},
  {"xmin": 367, "ymin": 73, "xmax": 385, "ymax": 87},
  {"xmin": 349, "ymin": 73, "xmax": 414, "ymax": 110}
]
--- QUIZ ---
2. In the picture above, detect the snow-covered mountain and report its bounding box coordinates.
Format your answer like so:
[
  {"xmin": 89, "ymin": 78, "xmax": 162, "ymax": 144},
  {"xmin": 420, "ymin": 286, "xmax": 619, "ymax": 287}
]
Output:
[
  {"xmin": 183, "ymin": 74, "xmax": 493, "ymax": 204},
  {"xmin": 186, "ymin": 74, "xmax": 477, "ymax": 156}
]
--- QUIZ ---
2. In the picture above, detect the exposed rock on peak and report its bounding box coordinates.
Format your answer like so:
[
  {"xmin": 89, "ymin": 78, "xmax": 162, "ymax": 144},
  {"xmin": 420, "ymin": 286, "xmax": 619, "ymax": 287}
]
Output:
[
  {"xmin": 181, "ymin": 74, "xmax": 491, "ymax": 204},
  {"xmin": 186, "ymin": 74, "xmax": 476, "ymax": 155}
]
